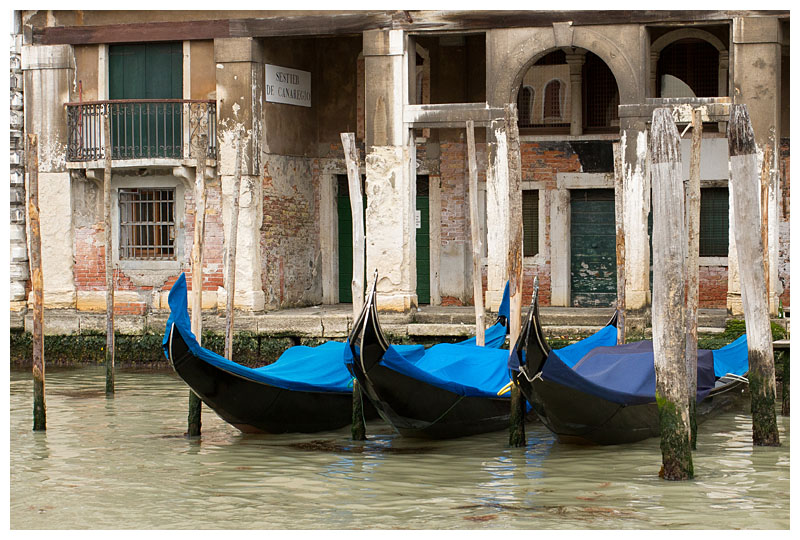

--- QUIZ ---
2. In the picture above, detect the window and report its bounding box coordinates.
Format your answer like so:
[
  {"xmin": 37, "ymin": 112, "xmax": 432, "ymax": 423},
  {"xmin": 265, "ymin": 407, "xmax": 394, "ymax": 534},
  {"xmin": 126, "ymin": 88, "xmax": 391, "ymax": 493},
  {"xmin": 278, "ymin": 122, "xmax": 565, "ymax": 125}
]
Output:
[
  {"xmin": 543, "ymin": 80, "xmax": 563, "ymax": 120},
  {"xmin": 523, "ymin": 190, "xmax": 539, "ymax": 257},
  {"xmin": 657, "ymin": 40, "xmax": 719, "ymax": 98},
  {"xmin": 119, "ymin": 188, "xmax": 176, "ymax": 260},
  {"xmin": 517, "ymin": 86, "xmax": 534, "ymax": 126},
  {"xmin": 699, "ymin": 187, "xmax": 728, "ymax": 257}
]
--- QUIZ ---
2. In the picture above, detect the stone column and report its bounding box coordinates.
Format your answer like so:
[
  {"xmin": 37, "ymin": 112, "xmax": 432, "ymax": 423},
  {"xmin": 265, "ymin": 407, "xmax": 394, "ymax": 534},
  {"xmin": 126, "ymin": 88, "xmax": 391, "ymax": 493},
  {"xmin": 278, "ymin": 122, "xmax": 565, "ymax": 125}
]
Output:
[
  {"xmin": 22, "ymin": 44, "xmax": 76, "ymax": 308},
  {"xmin": 214, "ymin": 37, "xmax": 265, "ymax": 311},
  {"xmin": 363, "ymin": 29, "xmax": 417, "ymax": 311},
  {"xmin": 731, "ymin": 16, "xmax": 782, "ymax": 315},
  {"xmin": 618, "ymin": 117, "xmax": 651, "ymax": 320},
  {"xmin": 566, "ymin": 52, "xmax": 585, "ymax": 136},
  {"xmin": 649, "ymin": 51, "xmax": 660, "ymax": 98}
]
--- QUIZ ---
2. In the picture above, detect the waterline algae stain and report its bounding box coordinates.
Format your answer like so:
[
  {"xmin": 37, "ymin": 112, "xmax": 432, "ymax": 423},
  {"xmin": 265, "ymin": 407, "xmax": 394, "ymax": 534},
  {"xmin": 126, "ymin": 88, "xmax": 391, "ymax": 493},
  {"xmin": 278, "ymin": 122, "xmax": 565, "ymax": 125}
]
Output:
[{"xmin": 10, "ymin": 367, "xmax": 788, "ymax": 529}]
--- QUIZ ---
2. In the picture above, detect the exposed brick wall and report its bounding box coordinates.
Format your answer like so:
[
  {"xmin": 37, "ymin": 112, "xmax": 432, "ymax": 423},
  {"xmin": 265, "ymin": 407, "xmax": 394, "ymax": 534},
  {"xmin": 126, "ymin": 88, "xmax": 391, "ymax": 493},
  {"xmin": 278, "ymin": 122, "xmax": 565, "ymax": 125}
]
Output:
[
  {"xmin": 699, "ymin": 265, "xmax": 727, "ymax": 308},
  {"xmin": 261, "ymin": 155, "xmax": 321, "ymax": 309},
  {"xmin": 439, "ymin": 142, "xmax": 469, "ymax": 250}
]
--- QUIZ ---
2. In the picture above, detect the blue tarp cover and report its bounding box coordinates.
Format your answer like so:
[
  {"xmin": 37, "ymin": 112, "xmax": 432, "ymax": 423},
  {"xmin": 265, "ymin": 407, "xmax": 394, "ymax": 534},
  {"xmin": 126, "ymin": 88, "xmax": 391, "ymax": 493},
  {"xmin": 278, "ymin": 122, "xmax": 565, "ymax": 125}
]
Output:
[
  {"xmin": 539, "ymin": 336, "xmax": 748, "ymax": 406},
  {"xmin": 380, "ymin": 343, "xmax": 512, "ymax": 398},
  {"xmin": 162, "ymin": 274, "xmax": 357, "ymax": 393}
]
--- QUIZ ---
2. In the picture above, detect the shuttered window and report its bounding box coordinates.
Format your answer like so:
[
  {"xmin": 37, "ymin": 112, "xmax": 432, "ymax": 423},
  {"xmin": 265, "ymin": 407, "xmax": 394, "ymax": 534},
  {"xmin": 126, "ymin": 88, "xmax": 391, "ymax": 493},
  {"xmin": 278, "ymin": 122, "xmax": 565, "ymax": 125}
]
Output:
[
  {"xmin": 699, "ymin": 187, "xmax": 729, "ymax": 257},
  {"xmin": 523, "ymin": 190, "xmax": 539, "ymax": 257}
]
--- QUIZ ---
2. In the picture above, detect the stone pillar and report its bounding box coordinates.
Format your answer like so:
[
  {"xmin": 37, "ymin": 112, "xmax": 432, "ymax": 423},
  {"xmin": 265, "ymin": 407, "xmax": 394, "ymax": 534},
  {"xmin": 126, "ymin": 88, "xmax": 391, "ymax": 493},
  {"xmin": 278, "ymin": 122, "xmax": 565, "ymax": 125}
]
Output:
[
  {"xmin": 619, "ymin": 118, "xmax": 651, "ymax": 316},
  {"xmin": 649, "ymin": 51, "xmax": 660, "ymax": 97},
  {"xmin": 22, "ymin": 44, "xmax": 76, "ymax": 308},
  {"xmin": 214, "ymin": 37, "xmax": 265, "ymax": 311},
  {"xmin": 566, "ymin": 52, "xmax": 585, "ymax": 136},
  {"xmin": 717, "ymin": 50, "xmax": 730, "ymax": 132},
  {"xmin": 362, "ymin": 29, "xmax": 417, "ymax": 312},
  {"xmin": 549, "ymin": 185, "xmax": 571, "ymax": 306},
  {"xmin": 484, "ymin": 118, "xmax": 509, "ymax": 311},
  {"xmin": 731, "ymin": 16, "xmax": 782, "ymax": 315}
]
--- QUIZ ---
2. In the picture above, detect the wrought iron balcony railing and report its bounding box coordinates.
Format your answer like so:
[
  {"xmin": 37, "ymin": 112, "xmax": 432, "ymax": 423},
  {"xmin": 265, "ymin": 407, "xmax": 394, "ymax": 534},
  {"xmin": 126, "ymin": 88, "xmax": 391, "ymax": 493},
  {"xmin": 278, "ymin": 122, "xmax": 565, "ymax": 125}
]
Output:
[{"xmin": 65, "ymin": 99, "xmax": 217, "ymax": 162}]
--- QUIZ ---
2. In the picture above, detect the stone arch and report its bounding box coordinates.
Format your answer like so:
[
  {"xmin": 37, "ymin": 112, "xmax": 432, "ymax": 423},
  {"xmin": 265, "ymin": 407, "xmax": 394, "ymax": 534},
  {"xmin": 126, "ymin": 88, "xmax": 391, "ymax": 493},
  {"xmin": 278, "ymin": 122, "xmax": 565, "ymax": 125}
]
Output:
[
  {"xmin": 487, "ymin": 25, "xmax": 642, "ymax": 110},
  {"xmin": 650, "ymin": 28, "xmax": 728, "ymax": 98}
]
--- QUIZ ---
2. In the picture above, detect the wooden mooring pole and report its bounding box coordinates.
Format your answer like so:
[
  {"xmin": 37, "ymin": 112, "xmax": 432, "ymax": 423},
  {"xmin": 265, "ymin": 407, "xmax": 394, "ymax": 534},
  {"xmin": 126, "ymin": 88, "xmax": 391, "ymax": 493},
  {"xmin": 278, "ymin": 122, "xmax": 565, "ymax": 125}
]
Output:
[
  {"xmin": 341, "ymin": 132, "xmax": 366, "ymax": 441},
  {"xmin": 466, "ymin": 120, "xmax": 485, "ymax": 347},
  {"xmin": 224, "ymin": 131, "xmax": 243, "ymax": 361},
  {"xmin": 650, "ymin": 108, "xmax": 693, "ymax": 480},
  {"xmin": 613, "ymin": 141, "xmax": 626, "ymax": 345},
  {"xmin": 685, "ymin": 108, "xmax": 703, "ymax": 448},
  {"xmin": 188, "ymin": 132, "xmax": 209, "ymax": 438},
  {"xmin": 103, "ymin": 114, "xmax": 115, "ymax": 396},
  {"xmin": 760, "ymin": 143, "xmax": 773, "ymax": 310},
  {"xmin": 728, "ymin": 104, "xmax": 780, "ymax": 447},
  {"xmin": 27, "ymin": 134, "xmax": 45, "ymax": 431},
  {"xmin": 505, "ymin": 104, "xmax": 526, "ymax": 447}
]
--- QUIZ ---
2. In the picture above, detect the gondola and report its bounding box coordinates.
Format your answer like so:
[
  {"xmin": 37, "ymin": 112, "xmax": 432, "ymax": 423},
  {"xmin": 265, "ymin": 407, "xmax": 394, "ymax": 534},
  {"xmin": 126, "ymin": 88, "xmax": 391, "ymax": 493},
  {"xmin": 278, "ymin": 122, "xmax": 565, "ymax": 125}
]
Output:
[
  {"xmin": 508, "ymin": 281, "xmax": 750, "ymax": 445},
  {"xmin": 346, "ymin": 273, "xmax": 515, "ymax": 439},
  {"xmin": 163, "ymin": 273, "xmax": 376, "ymax": 434}
]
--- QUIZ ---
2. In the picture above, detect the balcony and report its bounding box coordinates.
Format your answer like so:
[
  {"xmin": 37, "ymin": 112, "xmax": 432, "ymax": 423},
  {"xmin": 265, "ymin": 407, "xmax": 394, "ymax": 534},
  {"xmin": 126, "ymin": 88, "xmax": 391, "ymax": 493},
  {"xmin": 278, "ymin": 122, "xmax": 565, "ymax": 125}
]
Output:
[{"xmin": 65, "ymin": 99, "xmax": 217, "ymax": 164}]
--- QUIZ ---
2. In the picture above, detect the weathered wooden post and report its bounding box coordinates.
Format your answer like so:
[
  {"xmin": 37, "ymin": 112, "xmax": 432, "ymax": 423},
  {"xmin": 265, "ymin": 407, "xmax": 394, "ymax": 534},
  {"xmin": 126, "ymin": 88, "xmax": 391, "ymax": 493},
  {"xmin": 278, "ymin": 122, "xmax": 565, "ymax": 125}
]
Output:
[
  {"xmin": 728, "ymin": 104, "xmax": 780, "ymax": 446},
  {"xmin": 103, "ymin": 113, "xmax": 115, "ymax": 395},
  {"xmin": 188, "ymin": 129, "xmax": 209, "ymax": 438},
  {"xmin": 760, "ymin": 143, "xmax": 773, "ymax": 308},
  {"xmin": 505, "ymin": 104, "xmax": 526, "ymax": 447},
  {"xmin": 685, "ymin": 108, "xmax": 703, "ymax": 448},
  {"xmin": 224, "ymin": 131, "xmax": 243, "ymax": 361},
  {"xmin": 341, "ymin": 132, "xmax": 366, "ymax": 441},
  {"xmin": 466, "ymin": 120, "xmax": 485, "ymax": 346},
  {"xmin": 613, "ymin": 141, "xmax": 626, "ymax": 344},
  {"xmin": 27, "ymin": 134, "xmax": 45, "ymax": 431},
  {"xmin": 650, "ymin": 108, "xmax": 693, "ymax": 480}
]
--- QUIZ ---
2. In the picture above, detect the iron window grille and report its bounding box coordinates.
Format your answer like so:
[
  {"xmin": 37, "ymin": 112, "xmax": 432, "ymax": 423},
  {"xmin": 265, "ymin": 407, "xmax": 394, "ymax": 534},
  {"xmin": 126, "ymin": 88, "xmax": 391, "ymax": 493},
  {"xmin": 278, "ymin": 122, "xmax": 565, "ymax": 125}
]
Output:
[
  {"xmin": 699, "ymin": 187, "xmax": 729, "ymax": 257},
  {"xmin": 523, "ymin": 189, "xmax": 539, "ymax": 257},
  {"xmin": 119, "ymin": 188, "xmax": 176, "ymax": 260}
]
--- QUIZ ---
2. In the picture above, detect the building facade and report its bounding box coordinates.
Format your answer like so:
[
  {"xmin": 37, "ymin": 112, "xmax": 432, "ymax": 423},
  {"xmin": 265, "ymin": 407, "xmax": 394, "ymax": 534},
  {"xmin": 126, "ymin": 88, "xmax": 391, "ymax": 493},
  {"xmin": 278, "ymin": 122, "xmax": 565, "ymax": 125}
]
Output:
[{"xmin": 11, "ymin": 10, "xmax": 790, "ymax": 330}]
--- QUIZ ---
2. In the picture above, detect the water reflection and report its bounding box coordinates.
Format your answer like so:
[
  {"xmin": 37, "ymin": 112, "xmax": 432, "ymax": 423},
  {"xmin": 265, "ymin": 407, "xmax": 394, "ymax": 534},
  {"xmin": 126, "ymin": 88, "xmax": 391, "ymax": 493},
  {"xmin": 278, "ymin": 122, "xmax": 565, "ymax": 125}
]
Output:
[{"xmin": 10, "ymin": 367, "xmax": 789, "ymax": 530}]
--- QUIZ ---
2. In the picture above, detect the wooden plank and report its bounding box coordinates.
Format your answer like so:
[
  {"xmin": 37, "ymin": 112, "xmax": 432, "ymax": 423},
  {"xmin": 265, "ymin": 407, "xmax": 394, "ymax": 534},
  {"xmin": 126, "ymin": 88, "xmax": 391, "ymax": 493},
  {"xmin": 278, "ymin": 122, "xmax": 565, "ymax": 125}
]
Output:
[
  {"xmin": 613, "ymin": 141, "xmax": 626, "ymax": 343},
  {"xmin": 760, "ymin": 144, "xmax": 773, "ymax": 308},
  {"xmin": 650, "ymin": 108, "xmax": 693, "ymax": 480},
  {"xmin": 505, "ymin": 103, "xmax": 526, "ymax": 448},
  {"xmin": 340, "ymin": 132, "xmax": 366, "ymax": 442},
  {"xmin": 35, "ymin": 19, "xmax": 231, "ymax": 45},
  {"xmin": 27, "ymin": 134, "xmax": 45, "ymax": 432},
  {"xmin": 224, "ymin": 131, "xmax": 243, "ymax": 361},
  {"xmin": 685, "ymin": 108, "xmax": 703, "ymax": 447},
  {"xmin": 188, "ymin": 131, "xmax": 208, "ymax": 438},
  {"xmin": 466, "ymin": 120, "xmax": 485, "ymax": 346},
  {"xmin": 728, "ymin": 104, "xmax": 780, "ymax": 446},
  {"xmin": 103, "ymin": 113, "xmax": 115, "ymax": 396}
]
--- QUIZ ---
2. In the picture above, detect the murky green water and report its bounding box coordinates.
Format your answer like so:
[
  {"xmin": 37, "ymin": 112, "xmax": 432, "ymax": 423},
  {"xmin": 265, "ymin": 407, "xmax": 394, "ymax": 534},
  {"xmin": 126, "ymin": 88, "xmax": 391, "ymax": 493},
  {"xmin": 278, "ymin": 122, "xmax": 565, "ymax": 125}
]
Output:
[{"xmin": 10, "ymin": 366, "xmax": 789, "ymax": 529}]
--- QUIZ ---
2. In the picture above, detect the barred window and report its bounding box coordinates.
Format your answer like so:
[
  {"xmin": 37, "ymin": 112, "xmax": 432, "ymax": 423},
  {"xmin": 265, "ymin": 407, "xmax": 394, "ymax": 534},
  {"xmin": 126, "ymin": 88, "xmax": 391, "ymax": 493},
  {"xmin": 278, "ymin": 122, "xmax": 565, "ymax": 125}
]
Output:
[
  {"xmin": 543, "ymin": 80, "xmax": 563, "ymax": 120},
  {"xmin": 517, "ymin": 86, "xmax": 534, "ymax": 126},
  {"xmin": 699, "ymin": 187, "xmax": 728, "ymax": 257},
  {"xmin": 119, "ymin": 188, "xmax": 176, "ymax": 260},
  {"xmin": 523, "ymin": 190, "xmax": 539, "ymax": 257}
]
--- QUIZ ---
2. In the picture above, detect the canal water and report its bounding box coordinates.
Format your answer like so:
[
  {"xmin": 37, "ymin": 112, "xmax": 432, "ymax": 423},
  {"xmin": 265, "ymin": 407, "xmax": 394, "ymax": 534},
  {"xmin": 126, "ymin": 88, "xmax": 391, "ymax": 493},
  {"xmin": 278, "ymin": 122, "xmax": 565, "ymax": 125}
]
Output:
[{"xmin": 10, "ymin": 366, "xmax": 790, "ymax": 529}]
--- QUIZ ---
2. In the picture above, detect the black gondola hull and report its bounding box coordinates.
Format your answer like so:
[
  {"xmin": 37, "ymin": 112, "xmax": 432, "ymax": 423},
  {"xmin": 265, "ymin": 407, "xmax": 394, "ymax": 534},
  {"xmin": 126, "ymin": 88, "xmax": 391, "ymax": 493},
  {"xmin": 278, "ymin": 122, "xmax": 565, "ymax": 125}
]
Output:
[
  {"xmin": 514, "ymin": 372, "xmax": 747, "ymax": 445},
  {"xmin": 353, "ymin": 362, "xmax": 511, "ymax": 439},
  {"xmin": 168, "ymin": 324, "xmax": 373, "ymax": 434}
]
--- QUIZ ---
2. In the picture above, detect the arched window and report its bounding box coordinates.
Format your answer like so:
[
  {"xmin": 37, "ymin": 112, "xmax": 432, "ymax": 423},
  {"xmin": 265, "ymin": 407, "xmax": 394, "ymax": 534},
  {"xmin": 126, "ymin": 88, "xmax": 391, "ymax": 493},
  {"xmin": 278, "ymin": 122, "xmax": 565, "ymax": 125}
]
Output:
[
  {"xmin": 657, "ymin": 39, "xmax": 720, "ymax": 98},
  {"xmin": 543, "ymin": 80, "xmax": 563, "ymax": 120},
  {"xmin": 517, "ymin": 86, "xmax": 534, "ymax": 126}
]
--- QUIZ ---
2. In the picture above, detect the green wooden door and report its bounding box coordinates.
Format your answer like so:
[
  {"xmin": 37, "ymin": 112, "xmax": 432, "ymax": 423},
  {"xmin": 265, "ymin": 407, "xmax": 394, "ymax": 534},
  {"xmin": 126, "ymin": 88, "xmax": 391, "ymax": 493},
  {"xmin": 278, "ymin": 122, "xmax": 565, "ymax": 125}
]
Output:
[
  {"xmin": 570, "ymin": 189, "xmax": 616, "ymax": 307},
  {"xmin": 416, "ymin": 176, "xmax": 430, "ymax": 305},
  {"xmin": 337, "ymin": 175, "xmax": 366, "ymax": 303},
  {"xmin": 109, "ymin": 43, "xmax": 182, "ymax": 158}
]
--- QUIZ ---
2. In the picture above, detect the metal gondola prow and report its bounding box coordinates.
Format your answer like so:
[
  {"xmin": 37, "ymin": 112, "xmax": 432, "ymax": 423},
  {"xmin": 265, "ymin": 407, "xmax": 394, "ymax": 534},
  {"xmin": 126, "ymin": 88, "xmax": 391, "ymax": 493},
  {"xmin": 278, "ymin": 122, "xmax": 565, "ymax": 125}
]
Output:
[{"xmin": 348, "ymin": 270, "xmax": 390, "ymax": 375}]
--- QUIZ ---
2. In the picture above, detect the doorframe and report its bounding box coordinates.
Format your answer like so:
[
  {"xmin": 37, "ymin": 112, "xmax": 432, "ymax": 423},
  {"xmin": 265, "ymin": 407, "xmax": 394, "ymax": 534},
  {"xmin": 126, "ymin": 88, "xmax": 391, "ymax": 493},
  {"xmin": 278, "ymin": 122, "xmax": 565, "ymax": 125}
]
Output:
[{"xmin": 550, "ymin": 172, "xmax": 614, "ymax": 306}]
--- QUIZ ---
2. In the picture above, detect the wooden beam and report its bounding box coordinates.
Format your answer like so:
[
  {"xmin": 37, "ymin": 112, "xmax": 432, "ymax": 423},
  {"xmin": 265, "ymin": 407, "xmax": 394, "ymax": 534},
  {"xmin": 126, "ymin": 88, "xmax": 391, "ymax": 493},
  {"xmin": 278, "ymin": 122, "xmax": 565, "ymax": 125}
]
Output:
[
  {"xmin": 35, "ymin": 19, "xmax": 231, "ymax": 45},
  {"xmin": 650, "ymin": 108, "xmax": 693, "ymax": 480},
  {"xmin": 103, "ymin": 114, "xmax": 115, "ymax": 396},
  {"xmin": 466, "ymin": 120, "xmax": 485, "ymax": 347},
  {"xmin": 728, "ymin": 104, "xmax": 780, "ymax": 447},
  {"xmin": 685, "ymin": 108, "xmax": 703, "ymax": 448},
  {"xmin": 224, "ymin": 131, "xmax": 243, "ymax": 361},
  {"xmin": 27, "ymin": 134, "xmax": 45, "ymax": 432},
  {"xmin": 505, "ymin": 103, "xmax": 526, "ymax": 448}
]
